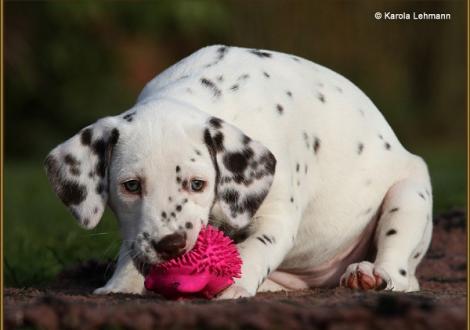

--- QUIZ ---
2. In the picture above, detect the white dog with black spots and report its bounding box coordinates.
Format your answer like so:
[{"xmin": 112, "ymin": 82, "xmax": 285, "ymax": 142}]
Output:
[{"xmin": 45, "ymin": 45, "xmax": 432, "ymax": 299}]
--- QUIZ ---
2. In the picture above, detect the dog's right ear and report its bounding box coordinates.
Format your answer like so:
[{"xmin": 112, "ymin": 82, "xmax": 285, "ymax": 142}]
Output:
[{"xmin": 44, "ymin": 117, "xmax": 120, "ymax": 229}]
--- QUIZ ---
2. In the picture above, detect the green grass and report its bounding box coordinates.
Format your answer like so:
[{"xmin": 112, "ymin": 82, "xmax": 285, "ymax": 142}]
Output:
[
  {"xmin": 4, "ymin": 161, "xmax": 121, "ymax": 287},
  {"xmin": 3, "ymin": 147, "xmax": 467, "ymax": 287},
  {"xmin": 419, "ymin": 147, "xmax": 467, "ymax": 212}
]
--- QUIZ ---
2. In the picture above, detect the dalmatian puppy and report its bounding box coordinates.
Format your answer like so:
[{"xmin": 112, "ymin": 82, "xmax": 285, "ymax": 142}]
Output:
[{"xmin": 45, "ymin": 45, "xmax": 432, "ymax": 298}]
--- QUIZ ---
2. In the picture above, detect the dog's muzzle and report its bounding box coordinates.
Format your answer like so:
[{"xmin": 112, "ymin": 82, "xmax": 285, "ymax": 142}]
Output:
[{"xmin": 151, "ymin": 232, "xmax": 187, "ymax": 260}]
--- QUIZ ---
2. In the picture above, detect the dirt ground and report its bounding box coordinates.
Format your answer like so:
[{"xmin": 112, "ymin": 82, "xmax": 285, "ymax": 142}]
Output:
[{"xmin": 4, "ymin": 209, "xmax": 467, "ymax": 330}]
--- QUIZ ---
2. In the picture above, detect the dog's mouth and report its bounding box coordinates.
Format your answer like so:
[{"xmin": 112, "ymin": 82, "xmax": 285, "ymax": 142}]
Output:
[
  {"xmin": 132, "ymin": 224, "xmax": 248, "ymax": 277},
  {"xmin": 130, "ymin": 224, "xmax": 205, "ymax": 276},
  {"xmin": 131, "ymin": 241, "xmax": 195, "ymax": 277}
]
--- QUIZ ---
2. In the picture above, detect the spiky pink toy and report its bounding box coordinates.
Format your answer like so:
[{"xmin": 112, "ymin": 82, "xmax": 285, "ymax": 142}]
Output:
[{"xmin": 144, "ymin": 225, "xmax": 242, "ymax": 299}]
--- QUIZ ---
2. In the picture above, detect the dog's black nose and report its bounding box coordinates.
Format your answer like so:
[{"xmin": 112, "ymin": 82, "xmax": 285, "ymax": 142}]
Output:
[{"xmin": 152, "ymin": 233, "xmax": 186, "ymax": 259}]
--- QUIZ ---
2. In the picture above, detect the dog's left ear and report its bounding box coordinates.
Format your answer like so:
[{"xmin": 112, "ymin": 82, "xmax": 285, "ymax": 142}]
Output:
[
  {"xmin": 44, "ymin": 117, "xmax": 120, "ymax": 229},
  {"xmin": 203, "ymin": 117, "xmax": 277, "ymax": 229}
]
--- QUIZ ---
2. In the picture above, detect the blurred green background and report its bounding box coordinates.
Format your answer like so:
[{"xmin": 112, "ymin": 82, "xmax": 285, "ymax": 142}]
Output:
[{"xmin": 4, "ymin": 1, "xmax": 467, "ymax": 287}]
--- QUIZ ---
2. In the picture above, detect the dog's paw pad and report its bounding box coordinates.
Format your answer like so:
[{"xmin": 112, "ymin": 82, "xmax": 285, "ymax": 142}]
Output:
[{"xmin": 340, "ymin": 261, "xmax": 391, "ymax": 291}]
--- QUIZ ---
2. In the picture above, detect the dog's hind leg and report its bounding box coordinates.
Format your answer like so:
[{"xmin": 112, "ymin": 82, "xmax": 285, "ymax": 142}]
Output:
[{"xmin": 340, "ymin": 157, "xmax": 433, "ymax": 292}]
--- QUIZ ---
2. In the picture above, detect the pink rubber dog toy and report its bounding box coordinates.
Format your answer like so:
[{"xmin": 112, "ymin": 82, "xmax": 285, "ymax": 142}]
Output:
[{"xmin": 144, "ymin": 225, "xmax": 242, "ymax": 299}]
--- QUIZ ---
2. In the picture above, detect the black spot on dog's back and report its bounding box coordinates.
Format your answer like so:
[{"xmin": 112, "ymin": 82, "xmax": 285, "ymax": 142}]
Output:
[
  {"xmin": 230, "ymin": 84, "xmax": 239, "ymax": 91},
  {"xmin": 313, "ymin": 137, "xmax": 321, "ymax": 154},
  {"xmin": 201, "ymin": 78, "xmax": 222, "ymax": 98},
  {"xmin": 217, "ymin": 46, "xmax": 228, "ymax": 60},
  {"xmin": 123, "ymin": 112, "xmax": 135, "ymax": 122},
  {"xmin": 303, "ymin": 131, "xmax": 310, "ymax": 149},
  {"xmin": 357, "ymin": 143, "xmax": 364, "ymax": 155},
  {"xmin": 249, "ymin": 49, "xmax": 272, "ymax": 58}
]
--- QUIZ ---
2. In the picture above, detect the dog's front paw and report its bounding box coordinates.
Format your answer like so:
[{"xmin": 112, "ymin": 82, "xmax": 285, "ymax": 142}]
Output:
[
  {"xmin": 216, "ymin": 284, "xmax": 253, "ymax": 300},
  {"xmin": 93, "ymin": 286, "xmax": 116, "ymax": 295},
  {"xmin": 94, "ymin": 283, "xmax": 145, "ymax": 295}
]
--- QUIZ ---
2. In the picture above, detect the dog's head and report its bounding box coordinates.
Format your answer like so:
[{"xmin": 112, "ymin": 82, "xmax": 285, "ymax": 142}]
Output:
[{"xmin": 45, "ymin": 99, "xmax": 276, "ymax": 268}]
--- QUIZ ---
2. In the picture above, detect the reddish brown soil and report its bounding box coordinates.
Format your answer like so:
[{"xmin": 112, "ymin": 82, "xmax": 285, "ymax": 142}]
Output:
[{"xmin": 4, "ymin": 209, "xmax": 467, "ymax": 330}]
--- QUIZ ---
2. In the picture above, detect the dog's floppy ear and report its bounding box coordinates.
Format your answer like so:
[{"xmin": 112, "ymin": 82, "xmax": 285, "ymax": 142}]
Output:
[
  {"xmin": 44, "ymin": 117, "xmax": 120, "ymax": 229},
  {"xmin": 204, "ymin": 116, "xmax": 277, "ymax": 229}
]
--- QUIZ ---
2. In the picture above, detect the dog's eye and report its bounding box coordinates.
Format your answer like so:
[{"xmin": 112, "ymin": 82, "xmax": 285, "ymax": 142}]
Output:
[
  {"xmin": 190, "ymin": 179, "xmax": 206, "ymax": 192},
  {"xmin": 123, "ymin": 180, "xmax": 141, "ymax": 193}
]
